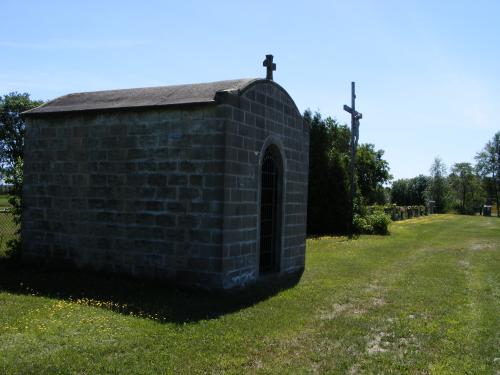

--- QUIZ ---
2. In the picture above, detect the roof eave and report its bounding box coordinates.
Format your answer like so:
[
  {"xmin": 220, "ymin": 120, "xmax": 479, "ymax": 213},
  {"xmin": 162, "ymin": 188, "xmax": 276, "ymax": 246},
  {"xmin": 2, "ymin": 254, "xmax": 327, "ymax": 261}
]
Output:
[{"xmin": 22, "ymin": 100, "xmax": 221, "ymax": 118}]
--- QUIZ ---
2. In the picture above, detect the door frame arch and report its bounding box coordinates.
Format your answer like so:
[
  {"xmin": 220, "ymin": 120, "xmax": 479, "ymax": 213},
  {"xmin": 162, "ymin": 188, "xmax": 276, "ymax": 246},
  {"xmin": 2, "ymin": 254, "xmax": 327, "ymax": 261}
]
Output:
[{"xmin": 256, "ymin": 136, "xmax": 286, "ymax": 276}]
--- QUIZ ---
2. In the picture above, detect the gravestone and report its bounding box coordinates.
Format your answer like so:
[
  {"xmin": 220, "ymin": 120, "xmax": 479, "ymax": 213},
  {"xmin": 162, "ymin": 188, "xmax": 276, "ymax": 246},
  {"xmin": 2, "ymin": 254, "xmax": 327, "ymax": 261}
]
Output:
[
  {"xmin": 22, "ymin": 59, "xmax": 309, "ymax": 289},
  {"xmin": 483, "ymin": 205, "xmax": 492, "ymax": 216}
]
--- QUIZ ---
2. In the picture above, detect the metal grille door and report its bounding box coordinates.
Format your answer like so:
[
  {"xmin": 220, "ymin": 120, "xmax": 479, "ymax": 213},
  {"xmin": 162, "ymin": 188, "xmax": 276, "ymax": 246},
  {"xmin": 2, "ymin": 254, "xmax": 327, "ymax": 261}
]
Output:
[{"xmin": 260, "ymin": 148, "xmax": 279, "ymax": 273}]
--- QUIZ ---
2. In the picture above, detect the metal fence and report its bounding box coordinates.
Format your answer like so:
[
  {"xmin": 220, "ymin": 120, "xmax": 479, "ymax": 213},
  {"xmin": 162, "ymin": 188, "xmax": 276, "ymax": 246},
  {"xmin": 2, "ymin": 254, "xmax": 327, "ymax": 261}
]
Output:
[{"xmin": 0, "ymin": 208, "xmax": 18, "ymax": 254}]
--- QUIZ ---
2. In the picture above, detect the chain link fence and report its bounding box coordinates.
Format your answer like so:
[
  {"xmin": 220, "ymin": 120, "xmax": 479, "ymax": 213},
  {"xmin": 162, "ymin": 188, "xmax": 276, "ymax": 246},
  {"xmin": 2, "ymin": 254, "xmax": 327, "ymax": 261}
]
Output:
[{"xmin": 0, "ymin": 208, "xmax": 18, "ymax": 254}]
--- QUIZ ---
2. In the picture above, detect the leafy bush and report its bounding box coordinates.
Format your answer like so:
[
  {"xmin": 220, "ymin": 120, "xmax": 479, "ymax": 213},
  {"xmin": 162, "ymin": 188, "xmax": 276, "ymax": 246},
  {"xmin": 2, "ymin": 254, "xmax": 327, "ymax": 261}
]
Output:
[
  {"xmin": 353, "ymin": 212, "xmax": 391, "ymax": 235},
  {"xmin": 369, "ymin": 212, "xmax": 391, "ymax": 235},
  {"xmin": 353, "ymin": 214, "xmax": 373, "ymax": 234}
]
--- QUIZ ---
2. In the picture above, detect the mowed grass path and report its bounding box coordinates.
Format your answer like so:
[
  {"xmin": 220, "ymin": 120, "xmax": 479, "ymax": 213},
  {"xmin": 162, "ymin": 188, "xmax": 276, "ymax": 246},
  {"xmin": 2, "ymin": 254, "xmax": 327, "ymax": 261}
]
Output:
[{"xmin": 0, "ymin": 215, "xmax": 499, "ymax": 374}]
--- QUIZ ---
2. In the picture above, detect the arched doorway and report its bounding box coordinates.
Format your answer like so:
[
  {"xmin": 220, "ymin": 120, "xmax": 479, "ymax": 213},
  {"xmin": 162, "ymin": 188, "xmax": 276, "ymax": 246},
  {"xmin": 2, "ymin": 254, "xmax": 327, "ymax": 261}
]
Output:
[{"xmin": 259, "ymin": 145, "xmax": 283, "ymax": 274}]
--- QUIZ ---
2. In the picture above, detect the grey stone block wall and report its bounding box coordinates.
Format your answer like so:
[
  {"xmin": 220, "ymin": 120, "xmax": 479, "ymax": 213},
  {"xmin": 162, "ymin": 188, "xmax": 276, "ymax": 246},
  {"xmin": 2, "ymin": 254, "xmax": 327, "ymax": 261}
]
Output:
[
  {"xmin": 23, "ymin": 106, "xmax": 228, "ymax": 287},
  {"xmin": 22, "ymin": 79, "xmax": 308, "ymax": 289},
  {"xmin": 221, "ymin": 82, "xmax": 309, "ymax": 288}
]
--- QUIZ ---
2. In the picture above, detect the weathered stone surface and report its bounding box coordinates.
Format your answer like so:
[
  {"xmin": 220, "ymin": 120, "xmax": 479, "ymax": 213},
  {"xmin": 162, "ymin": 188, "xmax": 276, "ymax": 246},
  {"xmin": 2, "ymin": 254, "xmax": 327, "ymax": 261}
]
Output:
[{"xmin": 22, "ymin": 79, "xmax": 308, "ymax": 289}]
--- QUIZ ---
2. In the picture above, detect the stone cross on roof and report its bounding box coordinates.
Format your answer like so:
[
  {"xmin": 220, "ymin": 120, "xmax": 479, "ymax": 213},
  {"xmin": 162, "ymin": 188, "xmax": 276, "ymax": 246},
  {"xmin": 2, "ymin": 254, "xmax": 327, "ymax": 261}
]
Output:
[{"xmin": 263, "ymin": 54, "xmax": 276, "ymax": 80}]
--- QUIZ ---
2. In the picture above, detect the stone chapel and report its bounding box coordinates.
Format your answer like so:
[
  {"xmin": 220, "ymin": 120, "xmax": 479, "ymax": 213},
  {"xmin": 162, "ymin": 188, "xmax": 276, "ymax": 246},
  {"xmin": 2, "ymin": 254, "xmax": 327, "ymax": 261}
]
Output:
[{"xmin": 22, "ymin": 56, "xmax": 309, "ymax": 289}]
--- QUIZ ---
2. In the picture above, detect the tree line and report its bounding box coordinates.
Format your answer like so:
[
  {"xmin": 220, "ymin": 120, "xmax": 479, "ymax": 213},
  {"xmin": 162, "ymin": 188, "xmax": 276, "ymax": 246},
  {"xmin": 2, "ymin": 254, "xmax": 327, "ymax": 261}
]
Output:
[
  {"xmin": 391, "ymin": 141, "xmax": 499, "ymax": 216},
  {"xmin": 305, "ymin": 108, "xmax": 499, "ymax": 235}
]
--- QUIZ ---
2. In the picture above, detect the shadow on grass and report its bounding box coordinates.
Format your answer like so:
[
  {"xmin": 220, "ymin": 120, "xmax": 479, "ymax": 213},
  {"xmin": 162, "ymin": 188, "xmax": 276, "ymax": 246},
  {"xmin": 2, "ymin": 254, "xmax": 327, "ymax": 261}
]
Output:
[{"xmin": 0, "ymin": 257, "xmax": 301, "ymax": 324}]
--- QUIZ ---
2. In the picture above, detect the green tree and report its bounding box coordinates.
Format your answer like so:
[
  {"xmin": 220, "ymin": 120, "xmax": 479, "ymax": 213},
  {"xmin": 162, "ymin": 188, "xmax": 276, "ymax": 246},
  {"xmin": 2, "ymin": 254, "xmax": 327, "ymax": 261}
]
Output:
[
  {"xmin": 355, "ymin": 144, "xmax": 392, "ymax": 205},
  {"xmin": 306, "ymin": 110, "xmax": 392, "ymax": 234},
  {"xmin": 449, "ymin": 162, "xmax": 483, "ymax": 214},
  {"xmin": 305, "ymin": 110, "xmax": 350, "ymax": 234},
  {"xmin": 475, "ymin": 132, "xmax": 500, "ymax": 216},
  {"xmin": 0, "ymin": 93, "xmax": 43, "ymax": 171},
  {"xmin": 390, "ymin": 175, "xmax": 430, "ymax": 206},
  {"xmin": 409, "ymin": 175, "xmax": 430, "ymax": 205},
  {"xmin": 0, "ymin": 92, "xmax": 43, "ymax": 253},
  {"xmin": 390, "ymin": 178, "xmax": 410, "ymax": 205},
  {"xmin": 427, "ymin": 157, "xmax": 449, "ymax": 213}
]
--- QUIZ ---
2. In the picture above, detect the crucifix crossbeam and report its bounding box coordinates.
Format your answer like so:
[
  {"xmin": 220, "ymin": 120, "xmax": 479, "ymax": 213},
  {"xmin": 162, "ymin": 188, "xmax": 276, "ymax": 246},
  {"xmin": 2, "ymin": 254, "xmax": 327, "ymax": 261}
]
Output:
[
  {"xmin": 263, "ymin": 54, "xmax": 276, "ymax": 80},
  {"xmin": 343, "ymin": 104, "xmax": 362, "ymax": 121}
]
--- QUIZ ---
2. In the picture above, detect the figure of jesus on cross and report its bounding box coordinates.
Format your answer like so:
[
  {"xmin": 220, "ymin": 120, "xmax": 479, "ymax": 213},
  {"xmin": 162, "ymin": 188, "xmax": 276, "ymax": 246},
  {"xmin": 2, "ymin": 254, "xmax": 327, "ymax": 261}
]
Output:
[
  {"xmin": 344, "ymin": 82, "xmax": 362, "ymax": 237},
  {"xmin": 344, "ymin": 82, "xmax": 362, "ymax": 152}
]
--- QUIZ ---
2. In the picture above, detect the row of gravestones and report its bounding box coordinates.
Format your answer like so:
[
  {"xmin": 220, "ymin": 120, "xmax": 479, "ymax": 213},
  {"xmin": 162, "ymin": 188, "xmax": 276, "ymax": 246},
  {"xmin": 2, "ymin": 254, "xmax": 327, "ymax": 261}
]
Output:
[
  {"xmin": 380, "ymin": 204, "xmax": 495, "ymax": 218},
  {"xmin": 382, "ymin": 205, "xmax": 431, "ymax": 221}
]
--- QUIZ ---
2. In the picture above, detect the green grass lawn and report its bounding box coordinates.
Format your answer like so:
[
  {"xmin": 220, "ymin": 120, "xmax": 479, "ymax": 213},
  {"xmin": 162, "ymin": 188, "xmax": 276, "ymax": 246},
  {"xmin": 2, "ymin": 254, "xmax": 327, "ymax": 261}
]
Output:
[
  {"xmin": 0, "ymin": 215, "xmax": 499, "ymax": 374},
  {"xmin": 0, "ymin": 194, "xmax": 11, "ymax": 207},
  {"xmin": 0, "ymin": 208, "xmax": 16, "ymax": 254}
]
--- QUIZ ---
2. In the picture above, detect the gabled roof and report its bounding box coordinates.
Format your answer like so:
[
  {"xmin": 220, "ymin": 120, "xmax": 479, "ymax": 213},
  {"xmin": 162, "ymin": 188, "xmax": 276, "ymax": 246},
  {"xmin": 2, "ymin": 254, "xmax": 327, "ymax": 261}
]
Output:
[{"xmin": 24, "ymin": 78, "xmax": 260, "ymax": 115}]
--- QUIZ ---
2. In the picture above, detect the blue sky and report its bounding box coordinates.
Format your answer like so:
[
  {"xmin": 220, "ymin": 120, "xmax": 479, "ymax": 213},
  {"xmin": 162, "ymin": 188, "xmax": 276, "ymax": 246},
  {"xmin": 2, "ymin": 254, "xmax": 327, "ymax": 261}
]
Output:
[{"xmin": 1, "ymin": 0, "xmax": 499, "ymax": 180}]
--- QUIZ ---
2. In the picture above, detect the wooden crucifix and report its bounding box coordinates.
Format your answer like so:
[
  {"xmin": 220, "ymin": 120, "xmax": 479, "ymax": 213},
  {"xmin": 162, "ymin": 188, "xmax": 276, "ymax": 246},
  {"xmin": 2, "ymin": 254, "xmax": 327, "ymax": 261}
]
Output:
[
  {"xmin": 263, "ymin": 54, "xmax": 276, "ymax": 80},
  {"xmin": 343, "ymin": 82, "xmax": 362, "ymax": 237}
]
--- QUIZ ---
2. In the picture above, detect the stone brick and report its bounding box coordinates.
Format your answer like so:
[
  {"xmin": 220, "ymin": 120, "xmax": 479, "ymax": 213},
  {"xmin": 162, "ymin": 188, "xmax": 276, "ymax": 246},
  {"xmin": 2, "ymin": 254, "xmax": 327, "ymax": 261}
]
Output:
[
  {"xmin": 147, "ymin": 174, "xmax": 167, "ymax": 187},
  {"xmin": 156, "ymin": 187, "xmax": 177, "ymax": 200},
  {"xmin": 189, "ymin": 175, "xmax": 203, "ymax": 187},
  {"xmin": 156, "ymin": 214, "xmax": 176, "ymax": 227},
  {"xmin": 167, "ymin": 174, "xmax": 188, "ymax": 186}
]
